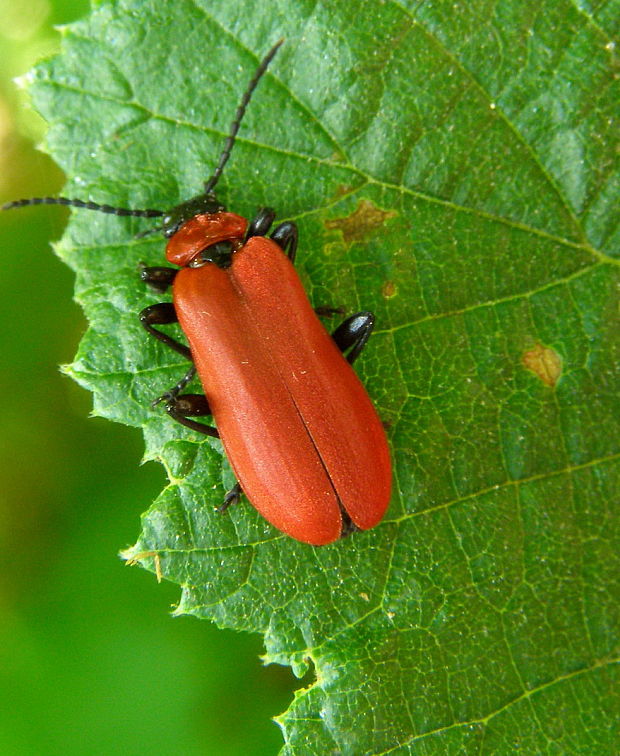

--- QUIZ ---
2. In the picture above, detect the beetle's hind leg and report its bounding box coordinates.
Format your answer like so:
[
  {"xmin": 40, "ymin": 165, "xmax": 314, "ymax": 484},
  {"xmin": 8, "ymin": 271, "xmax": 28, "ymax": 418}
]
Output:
[
  {"xmin": 156, "ymin": 390, "xmax": 246, "ymax": 511},
  {"xmin": 158, "ymin": 389, "xmax": 244, "ymax": 510},
  {"xmin": 161, "ymin": 395, "xmax": 244, "ymax": 511},
  {"xmin": 332, "ymin": 311, "xmax": 375, "ymax": 365},
  {"xmin": 218, "ymin": 483, "xmax": 243, "ymax": 512},
  {"xmin": 160, "ymin": 392, "xmax": 245, "ymax": 509}
]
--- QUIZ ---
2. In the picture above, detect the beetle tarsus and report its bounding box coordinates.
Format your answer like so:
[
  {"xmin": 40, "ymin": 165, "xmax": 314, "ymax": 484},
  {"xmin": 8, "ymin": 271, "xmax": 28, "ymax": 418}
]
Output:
[
  {"xmin": 218, "ymin": 483, "xmax": 243, "ymax": 512},
  {"xmin": 151, "ymin": 366, "xmax": 197, "ymax": 407}
]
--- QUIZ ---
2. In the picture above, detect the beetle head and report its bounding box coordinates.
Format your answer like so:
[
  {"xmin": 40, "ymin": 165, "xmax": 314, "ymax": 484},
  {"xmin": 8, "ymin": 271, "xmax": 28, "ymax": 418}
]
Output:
[{"xmin": 161, "ymin": 193, "xmax": 225, "ymax": 238}]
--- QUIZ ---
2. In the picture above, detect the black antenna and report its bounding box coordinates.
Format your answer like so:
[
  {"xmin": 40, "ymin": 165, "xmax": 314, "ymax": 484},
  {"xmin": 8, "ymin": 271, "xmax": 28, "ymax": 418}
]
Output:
[
  {"xmin": 203, "ymin": 39, "xmax": 283, "ymax": 195},
  {"xmin": 2, "ymin": 41, "xmax": 283, "ymax": 219},
  {"xmin": 1, "ymin": 196, "xmax": 164, "ymax": 216}
]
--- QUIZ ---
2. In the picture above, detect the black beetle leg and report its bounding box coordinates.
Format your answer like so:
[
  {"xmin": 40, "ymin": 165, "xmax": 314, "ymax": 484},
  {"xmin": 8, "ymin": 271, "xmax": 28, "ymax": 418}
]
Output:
[
  {"xmin": 314, "ymin": 305, "xmax": 346, "ymax": 318},
  {"xmin": 157, "ymin": 380, "xmax": 245, "ymax": 511},
  {"xmin": 217, "ymin": 482, "xmax": 243, "ymax": 512},
  {"xmin": 245, "ymin": 207, "xmax": 276, "ymax": 239},
  {"xmin": 139, "ymin": 264, "xmax": 178, "ymax": 294},
  {"xmin": 270, "ymin": 221, "xmax": 298, "ymax": 262},
  {"xmin": 138, "ymin": 321, "xmax": 240, "ymax": 499},
  {"xmin": 163, "ymin": 393, "xmax": 219, "ymax": 438},
  {"xmin": 162, "ymin": 397, "xmax": 244, "ymax": 511},
  {"xmin": 151, "ymin": 365, "xmax": 197, "ymax": 407},
  {"xmin": 139, "ymin": 302, "xmax": 191, "ymax": 360},
  {"xmin": 331, "ymin": 311, "xmax": 375, "ymax": 365},
  {"xmin": 139, "ymin": 302, "xmax": 199, "ymax": 406}
]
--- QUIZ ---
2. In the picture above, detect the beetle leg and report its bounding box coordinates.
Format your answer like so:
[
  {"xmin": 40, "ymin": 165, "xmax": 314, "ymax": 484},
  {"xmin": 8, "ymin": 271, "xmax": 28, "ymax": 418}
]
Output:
[
  {"xmin": 314, "ymin": 305, "xmax": 346, "ymax": 318},
  {"xmin": 163, "ymin": 393, "xmax": 220, "ymax": 438},
  {"xmin": 140, "ymin": 303, "xmax": 204, "ymax": 407},
  {"xmin": 161, "ymin": 396, "xmax": 246, "ymax": 512},
  {"xmin": 270, "ymin": 221, "xmax": 298, "ymax": 262},
  {"xmin": 139, "ymin": 302, "xmax": 191, "ymax": 360},
  {"xmin": 340, "ymin": 516, "xmax": 360, "ymax": 538},
  {"xmin": 139, "ymin": 264, "xmax": 178, "ymax": 294},
  {"xmin": 217, "ymin": 482, "xmax": 243, "ymax": 512},
  {"xmin": 331, "ymin": 311, "xmax": 375, "ymax": 365},
  {"xmin": 151, "ymin": 365, "xmax": 197, "ymax": 407},
  {"xmin": 245, "ymin": 207, "xmax": 276, "ymax": 239},
  {"xmin": 139, "ymin": 305, "xmax": 217, "ymax": 431}
]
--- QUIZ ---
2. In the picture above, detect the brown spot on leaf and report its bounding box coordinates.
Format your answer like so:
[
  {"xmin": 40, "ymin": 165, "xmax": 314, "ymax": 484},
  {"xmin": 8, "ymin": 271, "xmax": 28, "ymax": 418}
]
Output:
[
  {"xmin": 325, "ymin": 199, "xmax": 397, "ymax": 243},
  {"xmin": 382, "ymin": 280, "xmax": 397, "ymax": 299},
  {"xmin": 522, "ymin": 343, "xmax": 562, "ymax": 387}
]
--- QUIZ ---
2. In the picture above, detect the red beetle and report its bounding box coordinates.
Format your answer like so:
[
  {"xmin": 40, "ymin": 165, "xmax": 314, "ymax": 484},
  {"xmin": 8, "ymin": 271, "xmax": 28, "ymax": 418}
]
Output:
[{"xmin": 3, "ymin": 42, "xmax": 391, "ymax": 545}]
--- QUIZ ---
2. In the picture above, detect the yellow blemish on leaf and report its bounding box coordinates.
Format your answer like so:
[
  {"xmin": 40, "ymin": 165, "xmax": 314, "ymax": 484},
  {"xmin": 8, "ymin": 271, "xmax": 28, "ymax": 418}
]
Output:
[
  {"xmin": 325, "ymin": 199, "xmax": 397, "ymax": 243},
  {"xmin": 522, "ymin": 343, "xmax": 562, "ymax": 387},
  {"xmin": 381, "ymin": 280, "xmax": 397, "ymax": 298}
]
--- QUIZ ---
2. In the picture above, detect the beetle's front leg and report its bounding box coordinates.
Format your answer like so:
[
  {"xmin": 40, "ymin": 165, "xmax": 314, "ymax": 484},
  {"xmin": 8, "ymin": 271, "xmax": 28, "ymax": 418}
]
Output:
[
  {"xmin": 245, "ymin": 208, "xmax": 298, "ymax": 263},
  {"xmin": 245, "ymin": 207, "xmax": 276, "ymax": 239},
  {"xmin": 332, "ymin": 311, "xmax": 375, "ymax": 365},
  {"xmin": 270, "ymin": 221, "xmax": 298, "ymax": 262},
  {"xmin": 139, "ymin": 264, "xmax": 178, "ymax": 294}
]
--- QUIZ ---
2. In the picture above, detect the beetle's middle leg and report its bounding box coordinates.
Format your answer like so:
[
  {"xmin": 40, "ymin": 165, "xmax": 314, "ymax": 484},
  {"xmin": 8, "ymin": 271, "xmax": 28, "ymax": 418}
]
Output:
[
  {"xmin": 159, "ymin": 393, "xmax": 220, "ymax": 439},
  {"xmin": 329, "ymin": 311, "xmax": 376, "ymax": 541},
  {"xmin": 140, "ymin": 301, "xmax": 192, "ymax": 367},
  {"xmin": 139, "ymin": 301, "xmax": 217, "ymax": 437},
  {"xmin": 331, "ymin": 311, "xmax": 375, "ymax": 365}
]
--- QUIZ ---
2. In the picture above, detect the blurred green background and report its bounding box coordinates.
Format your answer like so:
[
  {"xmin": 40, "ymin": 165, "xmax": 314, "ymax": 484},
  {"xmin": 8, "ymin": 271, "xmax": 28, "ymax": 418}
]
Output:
[{"xmin": 0, "ymin": 2, "xmax": 295, "ymax": 753}]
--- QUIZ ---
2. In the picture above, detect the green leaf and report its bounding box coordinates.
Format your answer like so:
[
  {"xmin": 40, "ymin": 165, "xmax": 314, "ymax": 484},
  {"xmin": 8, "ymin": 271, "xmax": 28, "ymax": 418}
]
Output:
[{"xmin": 26, "ymin": 0, "xmax": 618, "ymax": 752}]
